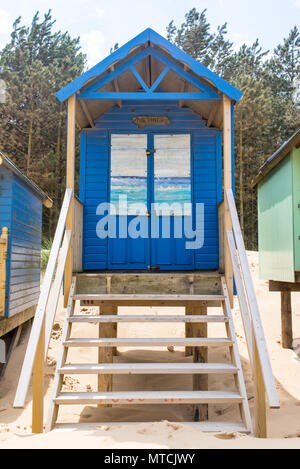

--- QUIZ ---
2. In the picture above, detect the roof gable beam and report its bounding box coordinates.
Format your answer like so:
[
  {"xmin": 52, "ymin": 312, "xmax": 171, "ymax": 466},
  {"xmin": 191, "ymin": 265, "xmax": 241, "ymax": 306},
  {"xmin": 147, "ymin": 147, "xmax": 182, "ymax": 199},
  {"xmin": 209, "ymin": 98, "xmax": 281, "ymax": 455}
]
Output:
[
  {"xmin": 129, "ymin": 65, "xmax": 149, "ymax": 92},
  {"xmin": 77, "ymin": 46, "xmax": 220, "ymax": 101},
  {"xmin": 77, "ymin": 92, "xmax": 220, "ymax": 101},
  {"xmin": 149, "ymin": 67, "xmax": 170, "ymax": 92},
  {"xmin": 56, "ymin": 28, "xmax": 242, "ymax": 103}
]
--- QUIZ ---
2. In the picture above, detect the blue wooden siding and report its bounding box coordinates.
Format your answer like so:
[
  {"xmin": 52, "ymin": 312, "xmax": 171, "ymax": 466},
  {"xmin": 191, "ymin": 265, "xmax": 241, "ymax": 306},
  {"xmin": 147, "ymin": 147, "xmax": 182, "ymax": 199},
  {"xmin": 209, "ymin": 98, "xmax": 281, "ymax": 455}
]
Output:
[
  {"xmin": 0, "ymin": 165, "xmax": 13, "ymax": 315},
  {"xmin": 81, "ymin": 130, "xmax": 109, "ymax": 270},
  {"xmin": 0, "ymin": 167, "xmax": 42, "ymax": 318},
  {"xmin": 8, "ymin": 175, "xmax": 42, "ymax": 316},
  {"xmin": 80, "ymin": 102, "xmax": 221, "ymax": 271}
]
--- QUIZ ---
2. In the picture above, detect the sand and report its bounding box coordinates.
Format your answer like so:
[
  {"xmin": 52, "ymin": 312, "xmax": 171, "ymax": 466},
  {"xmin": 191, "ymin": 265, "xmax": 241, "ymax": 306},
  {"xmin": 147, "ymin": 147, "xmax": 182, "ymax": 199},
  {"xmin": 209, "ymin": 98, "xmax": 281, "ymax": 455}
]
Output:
[{"xmin": 1, "ymin": 251, "xmax": 300, "ymax": 449}]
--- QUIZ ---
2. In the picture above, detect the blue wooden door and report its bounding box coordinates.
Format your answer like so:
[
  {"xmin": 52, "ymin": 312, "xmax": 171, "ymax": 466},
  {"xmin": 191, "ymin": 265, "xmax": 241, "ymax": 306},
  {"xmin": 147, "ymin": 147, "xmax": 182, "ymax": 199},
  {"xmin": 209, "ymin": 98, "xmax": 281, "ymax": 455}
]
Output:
[
  {"xmin": 108, "ymin": 133, "xmax": 194, "ymax": 270},
  {"xmin": 108, "ymin": 133, "xmax": 150, "ymax": 269},
  {"xmin": 150, "ymin": 133, "xmax": 195, "ymax": 270}
]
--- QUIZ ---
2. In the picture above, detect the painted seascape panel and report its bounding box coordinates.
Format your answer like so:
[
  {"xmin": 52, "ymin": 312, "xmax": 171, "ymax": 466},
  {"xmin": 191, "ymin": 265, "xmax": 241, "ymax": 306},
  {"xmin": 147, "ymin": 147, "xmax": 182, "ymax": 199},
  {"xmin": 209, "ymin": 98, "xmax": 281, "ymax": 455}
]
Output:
[
  {"xmin": 111, "ymin": 134, "xmax": 147, "ymax": 214},
  {"xmin": 154, "ymin": 134, "xmax": 191, "ymax": 215}
]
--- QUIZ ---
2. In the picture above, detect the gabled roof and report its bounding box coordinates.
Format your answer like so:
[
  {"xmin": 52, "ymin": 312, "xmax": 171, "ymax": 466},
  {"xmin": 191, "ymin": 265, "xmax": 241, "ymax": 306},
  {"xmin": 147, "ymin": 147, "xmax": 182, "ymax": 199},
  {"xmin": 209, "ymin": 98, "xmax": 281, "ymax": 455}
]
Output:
[
  {"xmin": 252, "ymin": 128, "xmax": 300, "ymax": 188},
  {"xmin": 0, "ymin": 151, "xmax": 52, "ymax": 207},
  {"xmin": 56, "ymin": 28, "xmax": 243, "ymax": 131},
  {"xmin": 57, "ymin": 28, "xmax": 242, "ymax": 104}
]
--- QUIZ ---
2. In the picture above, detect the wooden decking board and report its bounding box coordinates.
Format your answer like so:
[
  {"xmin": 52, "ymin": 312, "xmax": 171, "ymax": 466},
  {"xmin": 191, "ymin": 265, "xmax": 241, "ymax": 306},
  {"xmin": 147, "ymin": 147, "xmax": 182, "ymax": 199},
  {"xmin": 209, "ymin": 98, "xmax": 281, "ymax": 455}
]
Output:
[
  {"xmin": 63, "ymin": 337, "xmax": 233, "ymax": 347},
  {"xmin": 54, "ymin": 391, "xmax": 243, "ymax": 405},
  {"xmin": 73, "ymin": 294, "xmax": 225, "ymax": 302},
  {"xmin": 53, "ymin": 422, "xmax": 249, "ymax": 434},
  {"xmin": 58, "ymin": 363, "xmax": 238, "ymax": 375},
  {"xmin": 68, "ymin": 315, "xmax": 228, "ymax": 323}
]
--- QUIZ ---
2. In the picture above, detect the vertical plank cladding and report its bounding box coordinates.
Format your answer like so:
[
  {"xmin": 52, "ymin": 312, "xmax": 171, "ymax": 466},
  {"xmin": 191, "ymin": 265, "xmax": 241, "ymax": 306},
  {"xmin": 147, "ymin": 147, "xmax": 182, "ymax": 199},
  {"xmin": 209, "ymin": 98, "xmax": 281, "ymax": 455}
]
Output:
[
  {"xmin": 8, "ymin": 174, "xmax": 42, "ymax": 317},
  {"xmin": 82, "ymin": 130, "xmax": 108, "ymax": 270},
  {"xmin": 81, "ymin": 102, "xmax": 221, "ymax": 271},
  {"xmin": 258, "ymin": 156, "xmax": 295, "ymax": 282},
  {"xmin": 0, "ymin": 165, "xmax": 13, "ymax": 316}
]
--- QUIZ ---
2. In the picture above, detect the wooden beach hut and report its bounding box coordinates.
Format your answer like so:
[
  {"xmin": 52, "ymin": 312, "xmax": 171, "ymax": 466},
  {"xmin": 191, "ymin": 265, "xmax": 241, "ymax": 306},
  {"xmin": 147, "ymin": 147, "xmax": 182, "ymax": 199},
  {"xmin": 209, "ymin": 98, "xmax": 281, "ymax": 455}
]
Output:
[
  {"xmin": 252, "ymin": 128, "xmax": 300, "ymax": 349},
  {"xmin": 0, "ymin": 152, "xmax": 52, "ymax": 365},
  {"xmin": 14, "ymin": 28, "xmax": 279, "ymax": 437}
]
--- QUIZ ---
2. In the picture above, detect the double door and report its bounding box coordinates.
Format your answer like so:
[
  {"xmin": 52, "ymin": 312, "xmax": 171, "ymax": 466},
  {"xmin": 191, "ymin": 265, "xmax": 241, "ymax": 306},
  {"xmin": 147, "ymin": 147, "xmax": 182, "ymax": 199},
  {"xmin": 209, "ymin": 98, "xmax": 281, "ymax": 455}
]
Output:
[{"xmin": 108, "ymin": 132, "xmax": 194, "ymax": 270}]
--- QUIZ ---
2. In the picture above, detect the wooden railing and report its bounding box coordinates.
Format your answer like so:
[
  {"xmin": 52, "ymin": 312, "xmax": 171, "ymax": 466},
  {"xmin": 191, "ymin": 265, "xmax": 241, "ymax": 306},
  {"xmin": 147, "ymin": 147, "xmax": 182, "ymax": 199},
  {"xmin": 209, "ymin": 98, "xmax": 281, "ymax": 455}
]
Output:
[
  {"xmin": 0, "ymin": 227, "xmax": 8, "ymax": 316},
  {"xmin": 13, "ymin": 189, "xmax": 73, "ymax": 433},
  {"xmin": 225, "ymin": 188, "xmax": 280, "ymax": 437},
  {"xmin": 72, "ymin": 196, "xmax": 83, "ymax": 273}
]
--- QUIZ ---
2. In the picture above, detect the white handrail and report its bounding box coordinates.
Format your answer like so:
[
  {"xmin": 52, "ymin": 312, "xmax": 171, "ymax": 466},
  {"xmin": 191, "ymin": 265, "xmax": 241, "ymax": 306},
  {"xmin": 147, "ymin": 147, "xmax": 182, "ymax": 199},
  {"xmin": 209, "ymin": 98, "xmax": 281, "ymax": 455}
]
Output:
[
  {"xmin": 225, "ymin": 188, "xmax": 279, "ymax": 409},
  {"xmin": 44, "ymin": 230, "xmax": 71, "ymax": 357},
  {"xmin": 226, "ymin": 230, "xmax": 253, "ymax": 366},
  {"xmin": 14, "ymin": 189, "xmax": 73, "ymax": 408}
]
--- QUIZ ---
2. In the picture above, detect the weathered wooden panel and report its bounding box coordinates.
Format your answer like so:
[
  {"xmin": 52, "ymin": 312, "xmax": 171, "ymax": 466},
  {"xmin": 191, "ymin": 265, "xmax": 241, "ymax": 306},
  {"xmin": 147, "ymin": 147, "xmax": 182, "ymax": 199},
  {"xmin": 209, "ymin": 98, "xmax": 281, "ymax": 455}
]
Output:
[
  {"xmin": 7, "ymin": 175, "xmax": 42, "ymax": 317},
  {"xmin": 75, "ymin": 273, "xmax": 221, "ymax": 296}
]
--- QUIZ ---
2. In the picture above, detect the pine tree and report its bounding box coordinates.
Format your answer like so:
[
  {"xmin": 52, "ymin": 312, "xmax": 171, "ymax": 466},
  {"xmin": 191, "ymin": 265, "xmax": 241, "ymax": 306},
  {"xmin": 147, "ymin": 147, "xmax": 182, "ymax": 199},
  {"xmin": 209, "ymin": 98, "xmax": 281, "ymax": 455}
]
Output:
[
  {"xmin": 0, "ymin": 10, "xmax": 85, "ymax": 238},
  {"xmin": 167, "ymin": 8, "xmax": 213, "ymax": 66}
]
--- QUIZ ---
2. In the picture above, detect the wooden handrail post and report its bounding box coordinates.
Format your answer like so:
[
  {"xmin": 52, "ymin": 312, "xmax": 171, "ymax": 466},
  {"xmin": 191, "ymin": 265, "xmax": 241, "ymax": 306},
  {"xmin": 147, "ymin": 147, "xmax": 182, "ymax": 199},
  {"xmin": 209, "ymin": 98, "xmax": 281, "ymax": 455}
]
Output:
[
  {"xmin": 32, "ymin": 319, "xmax": 45, "ymax": 433},
  {"xmin": 226, "ymin": 188, "xmax": 279, "ymax": 409},
  {"xmin": 64, "ymin": 94, "xmax": 76, "ymax": 307},
  {"xmin": 0, "ymin": 227, "xmax": 8, "ymax": 316},
  {"xmin": 223, "ymin": 96, "xmax": 234, "ymax": 307},
  {"xmin": 253, "ymin": 327, "xmax": 267, "ymax": 438}
]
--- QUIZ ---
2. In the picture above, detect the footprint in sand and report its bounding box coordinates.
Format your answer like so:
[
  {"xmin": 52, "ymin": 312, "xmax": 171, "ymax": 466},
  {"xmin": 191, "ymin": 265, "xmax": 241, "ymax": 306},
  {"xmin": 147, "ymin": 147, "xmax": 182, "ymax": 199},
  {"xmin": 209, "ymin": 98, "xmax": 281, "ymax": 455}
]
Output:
[
  {"xmin": 167, "ymin": 423, "xmax": 182, "ymax": 431},
  {"xmin": 214, "ymin": 432, "xmax": 237, "ymax": 440}
]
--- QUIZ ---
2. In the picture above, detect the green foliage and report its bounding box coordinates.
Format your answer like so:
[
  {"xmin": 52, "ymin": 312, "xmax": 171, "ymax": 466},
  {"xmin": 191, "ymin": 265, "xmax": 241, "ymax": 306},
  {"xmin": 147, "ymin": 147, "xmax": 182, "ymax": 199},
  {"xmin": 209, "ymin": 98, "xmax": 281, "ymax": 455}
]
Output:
[
  {"xmin": 41, "ymin": 237, "xmax": 52, "ymax": 271},
  {"xmin": 0, "ymin": 10, "xmax": 86, "ymax": 239},
  {"xmin": 0, "ymin": 8, "xmax": 300, "ymax": 252}
]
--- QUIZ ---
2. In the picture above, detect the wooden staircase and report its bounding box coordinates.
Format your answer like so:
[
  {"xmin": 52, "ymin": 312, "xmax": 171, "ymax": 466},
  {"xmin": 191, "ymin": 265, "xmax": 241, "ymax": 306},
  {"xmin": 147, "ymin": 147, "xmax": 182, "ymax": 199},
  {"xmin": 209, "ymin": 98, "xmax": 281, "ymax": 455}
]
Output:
[
  {"xmin": 13, "ymin": 188, "xmax": 279, "ymax": 438},
  {"xmin": 46, "ymin": 276, "xmax": 252, "ymax": 433}
]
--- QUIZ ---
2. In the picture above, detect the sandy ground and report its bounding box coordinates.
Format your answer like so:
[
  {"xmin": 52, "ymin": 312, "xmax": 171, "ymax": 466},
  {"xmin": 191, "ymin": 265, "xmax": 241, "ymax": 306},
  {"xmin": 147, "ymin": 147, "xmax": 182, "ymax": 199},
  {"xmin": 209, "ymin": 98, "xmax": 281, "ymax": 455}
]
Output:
[{"xmin": 1, "ymin": 251, "xmax": 300, "ymax": 449}]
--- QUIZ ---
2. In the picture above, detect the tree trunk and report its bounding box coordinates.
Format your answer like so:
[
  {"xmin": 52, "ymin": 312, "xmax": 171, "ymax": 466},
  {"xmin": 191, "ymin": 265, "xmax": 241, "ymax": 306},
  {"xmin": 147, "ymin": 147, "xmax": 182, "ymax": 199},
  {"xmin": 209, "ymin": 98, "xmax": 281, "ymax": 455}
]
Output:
[
  {"xmin": 239, "ymin": 118, "xmax": 244, "ymax": 235},
  {"xmin": 27, "ymin": 115, "xmax": 33, "ymax": 176}
]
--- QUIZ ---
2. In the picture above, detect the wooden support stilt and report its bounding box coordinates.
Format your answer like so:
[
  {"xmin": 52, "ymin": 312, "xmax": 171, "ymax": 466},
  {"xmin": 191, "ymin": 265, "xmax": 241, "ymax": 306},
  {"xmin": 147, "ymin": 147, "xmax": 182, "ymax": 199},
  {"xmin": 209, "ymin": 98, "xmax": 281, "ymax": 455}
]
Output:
[
  {"xmin": 253, "ymin": 328, "xmax": 267, "ymax": 438},
  {"xmin": 192, "ymin": 303, "xmax": 208, "ymax": 421},
  {"xmin": 64, "ymin": 94, "xmax": 76, "ymax": 308},
  {"xmin": 185, "ymin": 277, "xmax": 195, "ymax": 356},
  {"xmin": 98, "ymin": 305, "xmax": 118, "ymax": 407},
  {"xmin": 185, "ymin": 306, "xmax": 193, "ymax": 357},
  {"xmin": 32, "ymin": 320, "xmax": 45, "ymax": 434},
  {"xmin": 281, "ymin": 290, "xmax": 293, "ymax": 349},
  {"xmin": 223, "ymin": 96, "xmax": 234, "ymax": 307}
]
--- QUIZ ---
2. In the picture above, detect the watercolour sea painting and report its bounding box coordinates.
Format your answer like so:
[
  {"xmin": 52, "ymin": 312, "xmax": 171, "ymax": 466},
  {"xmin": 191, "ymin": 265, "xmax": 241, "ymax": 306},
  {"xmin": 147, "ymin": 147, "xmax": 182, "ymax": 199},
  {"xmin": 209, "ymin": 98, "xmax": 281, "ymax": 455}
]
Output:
[{"xmin": 110, "ymin": 133, "xmax": 191, "ymax": 215}]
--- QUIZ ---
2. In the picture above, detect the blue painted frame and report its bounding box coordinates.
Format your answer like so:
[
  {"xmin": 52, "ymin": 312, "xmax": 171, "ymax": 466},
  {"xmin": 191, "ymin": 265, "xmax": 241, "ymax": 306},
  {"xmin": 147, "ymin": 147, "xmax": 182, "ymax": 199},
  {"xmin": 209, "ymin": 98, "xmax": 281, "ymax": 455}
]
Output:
[
  {"xmin": 78, "ymin": 92, "xmax": 220, "ymax": 101},
  {"xmin": 80, "ymin": 101, "xmax": 225, "ymax": 272},
  {"xmin": 78, "ymin": 47, "xmax": 220, "ymax": 100}
]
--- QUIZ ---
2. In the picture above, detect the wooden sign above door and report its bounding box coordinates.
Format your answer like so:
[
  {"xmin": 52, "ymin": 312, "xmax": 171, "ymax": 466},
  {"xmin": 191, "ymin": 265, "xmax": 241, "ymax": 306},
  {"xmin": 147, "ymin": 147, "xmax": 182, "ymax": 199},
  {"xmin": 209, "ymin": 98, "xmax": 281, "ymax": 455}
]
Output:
[{"xmin": 132, "ymin": 116, "xmax": 170, "ymax": 130}]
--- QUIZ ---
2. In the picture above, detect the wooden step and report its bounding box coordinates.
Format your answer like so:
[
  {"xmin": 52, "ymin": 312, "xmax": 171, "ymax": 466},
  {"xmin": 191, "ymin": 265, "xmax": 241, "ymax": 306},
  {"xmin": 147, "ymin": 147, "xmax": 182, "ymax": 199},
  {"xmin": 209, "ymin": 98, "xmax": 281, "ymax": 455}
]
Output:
[
  {"xmin": 73, "ymin": 294, "xmax": 225, "ymax": 303},
  {"xmin": 58, "ymin": 363, "xmax": 239, "ymax": 375},
  {"xmin": 53, "ymin": 421, "xmax": 250, "ymax": 434},
  {"xmin": 68, "ymin": 315, "xmax": 228, "ymax": 323},
  {"xmin": 63, "ymin": 337, "xmax": 233, "ymax": 348},
  {"xmin": 54, "ymin": 391, "xmax": 243, "ymax": 405}
]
